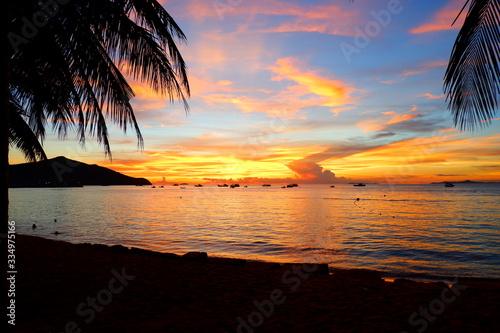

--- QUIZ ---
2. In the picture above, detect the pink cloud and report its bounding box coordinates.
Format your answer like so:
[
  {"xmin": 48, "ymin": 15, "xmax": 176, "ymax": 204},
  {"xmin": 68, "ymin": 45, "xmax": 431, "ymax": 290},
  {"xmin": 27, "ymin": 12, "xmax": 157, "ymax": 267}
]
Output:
[
  {"xmin": 401, "ymin": 59, "xmax": 448, "ymax": 76},
  {"xmin": 177, "ymin": 0, "xmax": 360, "ymax": 36},
  {"xmin": 410, "ymin": 0, "xmax": 466, "ymax": 34},
  {"xmin": 423, "ymin": 93, "xmax": 446, "ymax": 100}
]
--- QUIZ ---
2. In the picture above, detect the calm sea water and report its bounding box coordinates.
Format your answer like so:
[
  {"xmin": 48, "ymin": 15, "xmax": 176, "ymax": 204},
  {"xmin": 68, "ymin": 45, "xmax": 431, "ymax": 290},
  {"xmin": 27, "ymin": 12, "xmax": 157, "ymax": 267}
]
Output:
[{"xmin": 9, "ymin": 183, "xmax": 500, "ymax": 279}]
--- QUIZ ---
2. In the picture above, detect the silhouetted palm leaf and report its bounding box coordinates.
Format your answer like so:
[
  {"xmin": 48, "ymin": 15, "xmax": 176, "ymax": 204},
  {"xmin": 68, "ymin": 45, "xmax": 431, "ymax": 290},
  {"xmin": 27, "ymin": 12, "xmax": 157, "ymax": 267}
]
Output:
[
  {"xmin": 9, "ymin": 100, "xmax": 47, "ymax": 162},
  {"xmin": 9, "ymin": 0, "xmax": 190, "ymax": 158},
  {"xmin": 444, "ymin": 0, "xmax": 500, "ymax": 130}
]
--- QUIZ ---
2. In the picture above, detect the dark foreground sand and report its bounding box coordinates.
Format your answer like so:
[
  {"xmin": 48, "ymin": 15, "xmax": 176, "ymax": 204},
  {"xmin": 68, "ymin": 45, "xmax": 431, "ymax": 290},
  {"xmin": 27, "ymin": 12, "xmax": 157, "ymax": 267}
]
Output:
[{"xmin": 12, "ymin": 235, "xmax": 500, "ymax": 332}]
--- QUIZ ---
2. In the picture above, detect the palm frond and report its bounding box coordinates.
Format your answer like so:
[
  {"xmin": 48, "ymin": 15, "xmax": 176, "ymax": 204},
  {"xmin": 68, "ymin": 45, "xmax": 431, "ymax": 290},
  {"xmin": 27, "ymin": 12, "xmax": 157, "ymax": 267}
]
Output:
[
  {"xmin": 9, "ymin": 0, "xmax": 189, "ymax": 159},
  {"xmin": 8, "ymin": 100, "xmax": 47, "ymax": 162},
  {"xmin": 444, "ymin": 0, "xmax": 500, "ymax": 130}
]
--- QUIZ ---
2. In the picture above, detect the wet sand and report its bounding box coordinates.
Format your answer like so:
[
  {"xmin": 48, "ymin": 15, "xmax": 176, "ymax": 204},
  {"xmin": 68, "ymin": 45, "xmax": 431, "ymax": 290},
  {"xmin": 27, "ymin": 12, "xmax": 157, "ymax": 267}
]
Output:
[{"xmin": 13, "ymin": 235, "xmax": 500, "ymax": 332}]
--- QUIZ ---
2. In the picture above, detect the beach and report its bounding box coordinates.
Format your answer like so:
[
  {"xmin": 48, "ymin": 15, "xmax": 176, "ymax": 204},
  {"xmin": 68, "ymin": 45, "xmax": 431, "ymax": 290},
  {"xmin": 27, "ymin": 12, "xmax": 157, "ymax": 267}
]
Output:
[{"xmin": 13, "ymin": 235, "xmax": 500, "ymax": 332}]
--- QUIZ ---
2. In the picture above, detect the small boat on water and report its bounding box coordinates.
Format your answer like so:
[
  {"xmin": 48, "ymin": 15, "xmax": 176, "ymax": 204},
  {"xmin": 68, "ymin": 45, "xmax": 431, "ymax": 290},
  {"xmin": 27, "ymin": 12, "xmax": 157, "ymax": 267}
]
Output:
[
  {"xmin": 194, "ymin": 184, "xmax": 203, "ymax": 187},
  {"xmin": 151, "ymin": 186, "xmax": 156, "ymax": 188},
  {"xmin": 330, "ymin": 185, "xmax": 335, "ymax": 188},
  {"xmin": 230, "ymin": 184, "xmax": 240, "ymax": 188},
  {"xmin": 262, "ymin": 184, "xmax": 271, "ymax": 187},
  {"xmin": 444, "ymin": 182, "xmax": 455, "ymax": 187},
  {"xmin": 218, "ymin": 184, "xmax": 229, "ymax": 187},
  {"xmin": 173, "ymin": 184, "xmax": 179, "ymax": 186},
  {"xmin": 281, "ymin": 186, "xmax": 286, "ymax": 188},
  {"xmin": 353, "ymin": 183, "xmax": 366, "ymax": 187}
]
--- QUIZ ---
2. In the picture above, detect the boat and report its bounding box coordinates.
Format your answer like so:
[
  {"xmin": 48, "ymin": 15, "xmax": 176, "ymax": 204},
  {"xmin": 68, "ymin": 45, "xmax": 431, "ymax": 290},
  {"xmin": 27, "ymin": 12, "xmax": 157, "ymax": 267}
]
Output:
[
  {"xmin": 281, "ymin": 186, "xmax": 286, "ymax": 188},
  {"xmin": 151, "ymin": 186, "xmax": 156, "ymax": 188},
  {"xmin": 194, "ymin": 184, "xmax": 203, "ymax": 187},
  {"xmin": 159, "ymin": 186, "xmax": 164, "ymax": 188},
  {"xmin": 330, "ymin": 185, "xmax": 335, "ymax": 188},
  {"xmin": 180, "ymin": 183, "xmax": 188, "ymax": 185},
  {"xmin": 286, "ymin": 184, "xmax": 294, "ymax": 188},
  {"xmin": 444, "ymin": 182, "xmax": 455, "ymax": 187},
  {"xmin": 353, "ymin": 183, "xmax": 366, "ymax": 187},
  {"xmin": 230, "ymin": 184, "xmax": 240, "ymax": 188},
  {"xmin": 262, "ymin": 184, "xmax": 271, "ymax": 187},
  {"xmin": 218, "ymin": 184, "xmax": 229, "ymax": 187},
  {"xmin": 173, "ymin": 184, "xmax": 179, "ymax": 186}
]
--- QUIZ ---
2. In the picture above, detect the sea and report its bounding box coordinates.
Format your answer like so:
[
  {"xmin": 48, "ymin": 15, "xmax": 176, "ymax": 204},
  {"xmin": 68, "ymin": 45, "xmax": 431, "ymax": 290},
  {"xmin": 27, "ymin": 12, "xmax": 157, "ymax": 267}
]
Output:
[{"xmin": 8, "ymin": 183, "xmax": 500, "ymax": 280}]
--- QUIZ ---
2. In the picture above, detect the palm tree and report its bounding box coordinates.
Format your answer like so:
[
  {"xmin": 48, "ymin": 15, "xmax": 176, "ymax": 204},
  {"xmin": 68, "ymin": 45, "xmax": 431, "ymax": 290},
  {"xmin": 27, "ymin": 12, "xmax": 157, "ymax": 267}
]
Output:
[
  {"xmin": 444, "ymin": 0, "xmax": 500, "ymax": 130},
  {"xmin": 4, "ymin": 2, "xmax": 189, "ymax": 176},
  {"xmin": 9, "ymin": 0, "xmax": 189, "ymax": 157},
  {"xmin": 1, "ymin": 0, "xmax": 190, "ymax": 301}
]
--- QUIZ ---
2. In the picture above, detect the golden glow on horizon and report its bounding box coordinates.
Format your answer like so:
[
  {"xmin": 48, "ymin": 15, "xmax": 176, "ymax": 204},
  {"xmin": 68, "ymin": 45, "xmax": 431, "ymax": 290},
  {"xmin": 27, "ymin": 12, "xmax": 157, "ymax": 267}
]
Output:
[{"xmin": 8, "ymin": 0, "xmax": 500, "ymax": 185}]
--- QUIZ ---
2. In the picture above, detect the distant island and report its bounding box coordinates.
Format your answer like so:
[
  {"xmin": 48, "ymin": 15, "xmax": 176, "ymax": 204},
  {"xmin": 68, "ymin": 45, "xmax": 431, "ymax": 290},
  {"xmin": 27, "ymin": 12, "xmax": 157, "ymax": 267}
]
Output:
[
  {"xmin": 9, "ymin": 156, "xmax": 152, "ymax": 187},
  {"xmin": 430, "ymin": 180, "xmax": 500, "ymax": 184}
]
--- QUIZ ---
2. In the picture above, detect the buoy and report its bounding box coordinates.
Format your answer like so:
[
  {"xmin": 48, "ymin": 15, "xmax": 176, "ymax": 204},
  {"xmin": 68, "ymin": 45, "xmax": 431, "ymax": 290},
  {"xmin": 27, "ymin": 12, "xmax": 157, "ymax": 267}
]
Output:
[{"xmin": 32, "ymin": 224, "xmax": 37, "ymax": 229}]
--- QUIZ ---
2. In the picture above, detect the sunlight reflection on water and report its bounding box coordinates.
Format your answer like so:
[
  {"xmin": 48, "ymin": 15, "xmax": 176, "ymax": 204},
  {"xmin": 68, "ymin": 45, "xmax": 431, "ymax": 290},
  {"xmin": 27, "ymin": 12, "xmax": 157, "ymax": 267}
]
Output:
[{"xmin": 9, "ymin": 183, "xmax": 500, "ymax": 278}]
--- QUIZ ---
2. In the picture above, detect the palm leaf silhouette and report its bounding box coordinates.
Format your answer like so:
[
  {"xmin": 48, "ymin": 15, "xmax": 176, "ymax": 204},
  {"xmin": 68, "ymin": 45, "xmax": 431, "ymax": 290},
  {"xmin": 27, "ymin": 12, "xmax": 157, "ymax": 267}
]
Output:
[
  {"xmin": 9, "ymin": 0, "xmax": 190, "ymax": 158},
  {"xmin": 444, "ymin": 0, "xmax": 500, "ymax": 130}
]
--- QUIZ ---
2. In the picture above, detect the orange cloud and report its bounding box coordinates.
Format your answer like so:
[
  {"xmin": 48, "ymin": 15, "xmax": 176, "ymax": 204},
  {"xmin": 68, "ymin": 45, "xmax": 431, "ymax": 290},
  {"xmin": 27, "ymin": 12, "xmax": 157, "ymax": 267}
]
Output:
[
  {"xmin": 402, "ymin": 60, "xmax": 448, "ymax": 77},
  {"xmin": 270, "ymin": 57, "xmax": 358, "ymax": 111},
  {"xmin": 423, "ymin": 93, "xmax": 445, "ymax": 99},
  {"xmin": 410, "ymin": 0, "xmax": 465, "ymax": 34},
  {"xmin": 195, "ymin": 132, "xmax": 227, "ymax": 140},
  {"xmin": 402, "ymin": 69, "xmax": 427, "ymax": 76},
  {"xmin": 423, "ymin": 60, "xmax": 449, "ymax": 68},
  {"xmin": 384, "ymin": 113, "xmax": 419, "ymax": 125},
  {"xmin": 197, "ymin": 58, "xmax": 358, "ymax": 119},
  {"xmin": 357, "ymin": 109, "xmax": 420, "ymax": 133}
]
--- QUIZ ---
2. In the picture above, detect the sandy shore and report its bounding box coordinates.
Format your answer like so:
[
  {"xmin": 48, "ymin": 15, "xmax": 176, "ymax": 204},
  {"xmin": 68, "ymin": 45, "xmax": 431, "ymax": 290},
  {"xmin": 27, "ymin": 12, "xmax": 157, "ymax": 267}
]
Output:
[{"xmin": 12, "ymin": 235, "xmax": 500, "ymax": 332}]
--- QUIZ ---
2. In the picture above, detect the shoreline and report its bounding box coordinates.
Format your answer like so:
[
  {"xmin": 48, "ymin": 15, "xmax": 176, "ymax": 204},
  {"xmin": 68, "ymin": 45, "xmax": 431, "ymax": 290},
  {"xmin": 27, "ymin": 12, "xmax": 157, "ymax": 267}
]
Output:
[
  {"xmin": 13, "ymin": 234, "xmax": 500, "ymax": 332},
  {"xmin": 20, "ymin": 233, "xmax": 500, "ymax": 283}
]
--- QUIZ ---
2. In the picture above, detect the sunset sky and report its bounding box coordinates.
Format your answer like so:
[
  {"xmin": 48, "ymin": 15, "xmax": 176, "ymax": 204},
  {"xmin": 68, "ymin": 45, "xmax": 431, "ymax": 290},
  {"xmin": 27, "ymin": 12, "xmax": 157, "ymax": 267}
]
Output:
[{"xmin": 10, "ymin": 0, "xmax": 500, "ymax": 184}]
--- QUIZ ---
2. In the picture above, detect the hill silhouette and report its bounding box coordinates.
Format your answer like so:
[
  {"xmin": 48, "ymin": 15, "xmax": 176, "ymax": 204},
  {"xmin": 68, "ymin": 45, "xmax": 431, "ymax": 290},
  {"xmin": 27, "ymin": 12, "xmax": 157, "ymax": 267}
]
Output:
[{"xmin": 9, "ymin": 156, "xmax": 151, "ymax": 187}]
